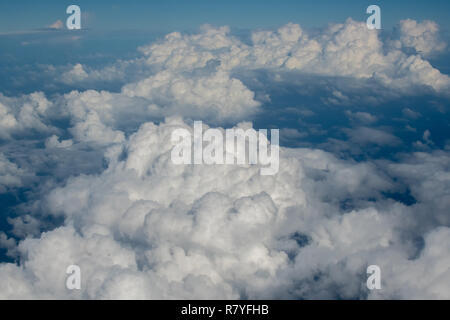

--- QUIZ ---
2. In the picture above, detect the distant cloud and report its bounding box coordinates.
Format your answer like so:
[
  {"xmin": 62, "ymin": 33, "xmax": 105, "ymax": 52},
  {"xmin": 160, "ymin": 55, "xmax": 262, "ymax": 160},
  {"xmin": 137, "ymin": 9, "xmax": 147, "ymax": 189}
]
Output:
[
  {"xmin": 48, "ymin": 20, "xmax": 64, "ymax": 30},
  {"xmin": 65, "ymin": 19, "xmax": 450, "ymax": 99},
  {"xmin": 345, "ymin": 111, "xmax": 378, "ymax": 124},
  {"xmin": 402, "ymin": 108, "xmax": 422, "ymax": 120},
  {"xmin": 344, "ymin": 127, "xmax": 401, "ymax": 146},
  {"xmin": 61, "ymin": 64, "xmax": 89, "ymax": 84}
]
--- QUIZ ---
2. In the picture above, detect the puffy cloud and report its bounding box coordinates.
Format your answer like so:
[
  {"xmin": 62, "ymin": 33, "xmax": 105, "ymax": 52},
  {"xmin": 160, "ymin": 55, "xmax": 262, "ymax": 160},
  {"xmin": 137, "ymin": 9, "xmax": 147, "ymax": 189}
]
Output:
[
  {"xmin": 0, "ymin": 153, "xmax": 30, "ymax": 193},
  {"xmin": 45, "ymin": 135, "xmax": 73, "ymax": 149},
  {"xmin": 36, "ymin": 20, "xmax": 448, "ymax": 152},
  {"xmin": 249, "ymin": 20, "xmax": 449, "ymax": 92},
  {"xmin": 385, "ymin": 151, "xmax": 450, "ymax": 229},
  {"xmin": 122, "ymin": 70, "xmax": 260, "ymax": 122},
  {"xmin": 0, "ymin": 92, "xmax": 54, "ymax": 139},
  {"xmin": 0, "ymin": 119, "xmax": 446, "ymax": 299},
  {"xmin": 61, "ymin": 64, "xmax": 89, "ymax": 84},
  {"xmin": 394, "ymin": 19, "xmax": 446, "ymax": 57},
  {"xmin": 369, "ymin": 227, "xmax": 450, "ymax": 299},
  {"xmin": 62, "ymin": 90, "xmax": 131, "ymax": 145},
  {"xmin": 59, "ymin": 59, "xmax": 145, "ymax": 87},
  {"xmin": 138, "ymin": 25, "xmax": 235, "ymax": 72},
  {"xmin": 69, "ymin": 111, "xmax": 125, "ymax": 145},
  {"xmin": 63, "ymin": 20, "xmax": 449, "ymax": 102},
  {"xmin": 135, "ymin": 20, "xmax": 450, "ymax": 94}
]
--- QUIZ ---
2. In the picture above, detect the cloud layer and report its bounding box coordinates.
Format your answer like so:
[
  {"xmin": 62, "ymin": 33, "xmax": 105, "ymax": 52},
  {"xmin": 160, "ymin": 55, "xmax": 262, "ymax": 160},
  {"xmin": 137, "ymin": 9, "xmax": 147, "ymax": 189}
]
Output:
[
  {"xmin": 1, "ymin": 118, "xmax": 449, "ymax": 299},
  {"xmin": 0, "ymin": 19, "xmax": 449, "ymax": 299}
]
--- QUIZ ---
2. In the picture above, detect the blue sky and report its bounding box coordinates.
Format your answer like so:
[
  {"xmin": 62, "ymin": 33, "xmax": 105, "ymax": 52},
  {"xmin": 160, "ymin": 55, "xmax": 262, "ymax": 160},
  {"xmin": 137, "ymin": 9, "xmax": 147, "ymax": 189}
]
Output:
[{"xmin": 1, "ymin": 0, "xmax": 450, "ymax": 33}]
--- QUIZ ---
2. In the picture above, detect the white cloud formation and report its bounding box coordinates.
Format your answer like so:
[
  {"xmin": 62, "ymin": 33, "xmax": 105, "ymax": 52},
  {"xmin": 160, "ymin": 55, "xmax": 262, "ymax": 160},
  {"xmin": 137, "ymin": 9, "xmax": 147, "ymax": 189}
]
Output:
[
  {"xmin": 61, "ymin": 64, "xmax": 89, "ymax": 84},
  {"xmin": 135, "ymin": 20, "xmax": 450, "ymax": 93},
  {"xmin": 0, "ymin": 119, "xmax": 448, "ymax": 299},
  {"xmin": 0, "ymin": 18, "xmax": 449, "ymax": 300},
  {"xmin": 0, "ymin": 153, "xmax": 30, "ymax": 193},
  {"xmin": 0, "ymin": 92, "xmax": 54, "ymax": 140},
  {"xmin": 62, "ymin": 19, "xmax": 450, "ymax": 107},
  {"xmin": 45, "ymin": 135, "xmax": 73, "ymax": 149},
  {"xmin": 394, "ymin": 19, "xmax": 446, "ymax": 57},
  {"xmin": 122, "ymin": 70, "xmax": 260, "ymax": 122},
  {"xmin": 369, "ymin": 227, "xmax": 450, "ymax": 299}
]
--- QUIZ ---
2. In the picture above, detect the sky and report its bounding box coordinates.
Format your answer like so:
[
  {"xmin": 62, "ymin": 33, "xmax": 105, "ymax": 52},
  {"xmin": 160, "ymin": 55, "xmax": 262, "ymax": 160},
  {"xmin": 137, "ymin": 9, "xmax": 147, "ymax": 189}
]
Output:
[
  {"xmin": 0, "ymin": 0, "xmax": 449, "ymax": 300},
  {"xmin": 1, "ymin": 0, "xmax": 450, "ymax": 33}
]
